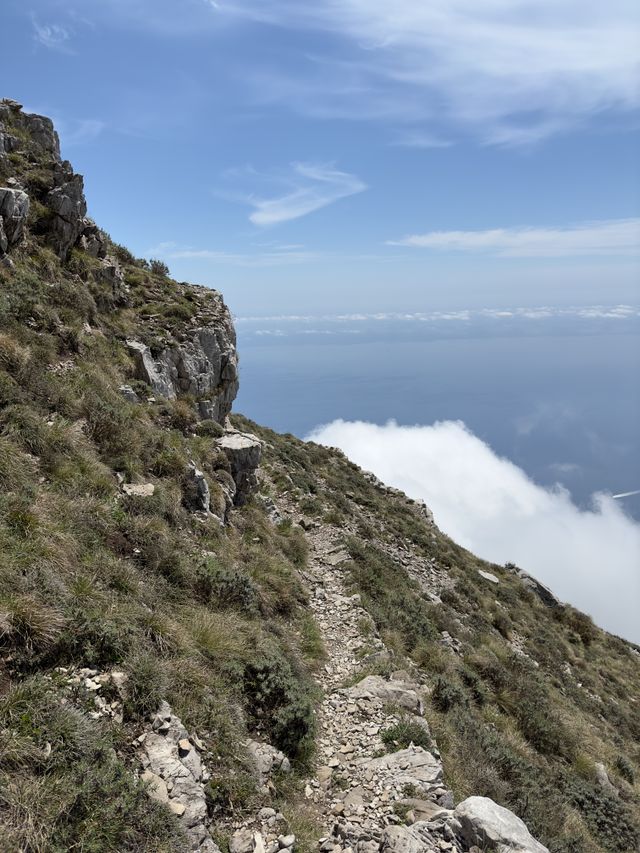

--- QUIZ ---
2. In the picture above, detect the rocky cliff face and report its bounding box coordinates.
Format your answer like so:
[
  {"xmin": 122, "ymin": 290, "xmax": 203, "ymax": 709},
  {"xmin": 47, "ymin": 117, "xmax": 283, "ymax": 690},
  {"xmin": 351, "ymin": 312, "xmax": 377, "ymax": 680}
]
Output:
[
  {"xmin": 126, "ymin": 310, "xmax": 239, "ymax": 425},
  {"xmin": 1, "ymin": 98, "xmax": 242, "ymax": 430},
  {"xmin": 0, "ymin": 98, "xmax": 92, "ymax": 261}
]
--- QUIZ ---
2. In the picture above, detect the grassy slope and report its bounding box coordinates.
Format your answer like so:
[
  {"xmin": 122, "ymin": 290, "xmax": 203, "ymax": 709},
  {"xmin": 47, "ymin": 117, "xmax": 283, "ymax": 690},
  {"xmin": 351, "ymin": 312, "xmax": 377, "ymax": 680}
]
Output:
[
  {"xmin": 244, "ymin": 415, "xmax": 640, "ymax": 853},
  {"xmin": 1, "ymin": 106, "xmax": 638, "ymax": 853},
  {"xmin": 0, "ymin": 129, "xmax": 322, "ymax": 850}
]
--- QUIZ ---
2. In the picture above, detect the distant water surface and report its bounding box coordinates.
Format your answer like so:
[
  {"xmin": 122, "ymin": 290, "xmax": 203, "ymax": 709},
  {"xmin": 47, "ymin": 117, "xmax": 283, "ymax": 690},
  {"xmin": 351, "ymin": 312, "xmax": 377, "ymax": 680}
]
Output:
[{"xmin": 234, "ymin": 307, "xmax": 640, "ymax": 519}]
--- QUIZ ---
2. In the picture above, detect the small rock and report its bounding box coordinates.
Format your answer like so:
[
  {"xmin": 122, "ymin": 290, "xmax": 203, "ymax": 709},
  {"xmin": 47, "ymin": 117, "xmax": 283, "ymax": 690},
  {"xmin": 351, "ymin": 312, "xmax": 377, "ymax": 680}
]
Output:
[
  {"xmin": 258, "ymin": 807, "xmax": 277, "ymax": 821},
  {"xmin": 478, "ymin": 570, "xmax": 499, "ymax": 584},
  {"xmin": 230, "ymin": 829, "xmax": 255, "ymax": 853},
  {"xmin": 141, "ymin": 770, "xmax": 168, "ymax": 804},
  {"xmin": 119, "ymin": 384, "xmax": 139, "ymax": 403},
  {"xmin": 122, "ymin": 483, "xmax": 155, "ymax": 498}
]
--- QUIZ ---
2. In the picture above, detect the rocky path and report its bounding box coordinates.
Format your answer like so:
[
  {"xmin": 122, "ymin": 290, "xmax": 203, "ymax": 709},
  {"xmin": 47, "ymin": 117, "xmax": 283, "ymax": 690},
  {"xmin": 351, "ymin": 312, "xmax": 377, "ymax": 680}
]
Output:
[
  {"xmin": 54, "ymin": 500, "xmax": 551, "ymax": 853},
  {"xmin": 294, "ymin": 517, "xmax": 461, "ymax": 853}
]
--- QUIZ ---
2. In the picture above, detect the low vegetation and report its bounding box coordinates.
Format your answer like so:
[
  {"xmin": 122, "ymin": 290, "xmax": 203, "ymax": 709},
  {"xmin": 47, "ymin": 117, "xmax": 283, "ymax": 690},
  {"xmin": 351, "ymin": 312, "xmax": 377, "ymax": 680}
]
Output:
[
  {"xmin": 246, "ymin": 416, "xmax": 640, "ymax": 853},
  {"xmin": 0, "ymin": 201, "xmax": 319, "ymax": 849}
]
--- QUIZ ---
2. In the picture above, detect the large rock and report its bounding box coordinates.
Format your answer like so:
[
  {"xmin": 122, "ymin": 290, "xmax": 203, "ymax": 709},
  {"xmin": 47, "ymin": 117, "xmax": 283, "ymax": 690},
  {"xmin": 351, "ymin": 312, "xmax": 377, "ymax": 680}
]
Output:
[
  {"xmin": 363, "ymin": 746, "xmax": 443, "ymax": 795},
  {"xmin": 0, "ymin": 187, "xmax": 29, "ymax": 252},
  {"xmin": 0, "ymin": 131, "xmax": 19, "ymax": 154},
  {"xmin": 127, "ymin": 340, "xmax": 175, "ymax": 400},
  {"xmin": 345, "ymin": 675, "xmax": 424, "ymax": 715},
  {"xmin": 127, "ymin": 321, "xmax": 238, "ymax": 424},
  {"xmin": 22, "ymin": 110, "xmax": 60, "ymax": 157},
  {"xmin": 453, "ymin": 796, "xmax": 549, "ymax": 853},
  {"xmin": 77, "ymin": 218, "xmax": 107, "ymax": 258},
  {"xmin": 183, "ymin": 462, "xmax": 211, "ymax": 513},
  {"xmin": 505, "ymin": 564, "xmax": 561, "ymax": 608},
  {"xmin": 246, "ymin": 738, "xmax": 291, "ymax": 789},
  {"xmin": 380, "ymin": 825, "xmax": 426, "ymax": 853},
  {"xmin": 217, "ymin": 432, "xmax": 262, "ymax": 506},
  {"xmin": 46, "ymin": 171, "xmax": 88, "ymax": 259},
  {"xmin": 94, "ymin": 256, "xmax": 128, "ymax": 305},
  {"xmin": 595, "ymin": 762, "xmax": 619, "ymax": 797}
]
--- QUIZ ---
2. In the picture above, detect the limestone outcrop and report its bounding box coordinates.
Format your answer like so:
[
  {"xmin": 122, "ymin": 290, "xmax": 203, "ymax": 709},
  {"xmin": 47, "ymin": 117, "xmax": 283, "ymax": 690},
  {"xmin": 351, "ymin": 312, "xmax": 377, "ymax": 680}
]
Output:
[
  {"xmin": 127, "ymin": 321, "xmax": 238, "ymax": 424},
  {"xmin": 217, "ymin": 431, "xmax": 263, "ymax": 505},
  {"xmin": 140, "ymin": 701, "xmax": 220, "ymax": 852},
  {"xmin": 0, "ymin": 186, "xmax": 29, "ymax": 252},
  {"xmin": 0, "ymin": 99, "xmax": 89, "ymax": 260},
  {"xmin": 505, "ymin": 563, "xmax": 561, "ymax": 608},
  {"xmin": 46, "ymin": 170, "xmax": 87, "ymax": 259},
  {"xmin": 0, "ymin": 100, "xmax": 114, "ymax": 270},
  {"xmin": 0, "ymin": 100, "xmax": 240, "ymax": 429},
  {"xmin": 183, "ymin": 462, "xmax": 212, "ymax": 513}
]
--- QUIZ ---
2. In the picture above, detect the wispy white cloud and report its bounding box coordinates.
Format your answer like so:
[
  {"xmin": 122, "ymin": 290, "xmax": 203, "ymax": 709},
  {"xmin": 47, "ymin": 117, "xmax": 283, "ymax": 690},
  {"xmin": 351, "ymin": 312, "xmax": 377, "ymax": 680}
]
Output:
[
  {"xmin": 31, "ymin": 15, "xmax": 73, "ymax": 51},
  {"xmin": 223, "ymin": 162, "xmax": 366, "ymax": 226},
  {"xmin": 146, "ymin": 241, "xmax": 316, "ymax": 267},
  {"xmin": 307, "ymin": 418, "xmax": 640, "ymax": 643},
  {"xmin": 389, "ymin": 218, "xmax": 640, "ymax": 257},
  {"xmin": 47, "ymin": 1, "xmax": 639, "ymax": 142},
  {"xmin": 60, "ymin": 118, "xmax": 106, "ymax": 146},
  {"xmin": 223, "ymin": 0, "xmax": 640, "ymax": 143},
  {"xmin": 391, "ymin": 130, "xmax": 453, "ymax": 149}
]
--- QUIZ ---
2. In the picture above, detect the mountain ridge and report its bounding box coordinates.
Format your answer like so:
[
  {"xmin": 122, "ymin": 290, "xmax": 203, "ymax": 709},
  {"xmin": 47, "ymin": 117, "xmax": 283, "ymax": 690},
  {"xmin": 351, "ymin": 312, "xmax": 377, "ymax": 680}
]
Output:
[{"xmin": 0, "ymin": 99, "xmax": 638, "ymax": 853}]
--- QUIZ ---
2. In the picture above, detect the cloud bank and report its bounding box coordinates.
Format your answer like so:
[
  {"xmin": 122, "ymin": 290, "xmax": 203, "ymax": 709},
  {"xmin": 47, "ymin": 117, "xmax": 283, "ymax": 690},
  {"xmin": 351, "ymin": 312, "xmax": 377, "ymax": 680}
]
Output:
[
  {"xmin": 236, "ymin": 304, "xmax": 640, "ymax": 324},
  {"xmin": 306, "ymin": 419, "xmax": 640, "ymax": 644},
  {"xmin": 389, "ymin": 219, "xmax": 640, "ymax": 257}
]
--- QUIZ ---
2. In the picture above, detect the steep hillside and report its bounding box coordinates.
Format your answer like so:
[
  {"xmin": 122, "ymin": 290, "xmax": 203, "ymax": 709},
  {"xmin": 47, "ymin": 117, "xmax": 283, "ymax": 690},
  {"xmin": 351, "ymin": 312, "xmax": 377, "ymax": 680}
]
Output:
[{"xmin": 0, "ymin": 99, "xmax": 638, "ymax": 853}]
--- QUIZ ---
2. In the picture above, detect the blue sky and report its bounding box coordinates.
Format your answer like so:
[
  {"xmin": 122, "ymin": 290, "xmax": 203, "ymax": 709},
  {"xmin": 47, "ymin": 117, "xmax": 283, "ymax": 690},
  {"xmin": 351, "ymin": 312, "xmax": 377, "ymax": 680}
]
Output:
[{"xmin": 2, "ymin": 0, "xmax": 639, "ymax": 315}]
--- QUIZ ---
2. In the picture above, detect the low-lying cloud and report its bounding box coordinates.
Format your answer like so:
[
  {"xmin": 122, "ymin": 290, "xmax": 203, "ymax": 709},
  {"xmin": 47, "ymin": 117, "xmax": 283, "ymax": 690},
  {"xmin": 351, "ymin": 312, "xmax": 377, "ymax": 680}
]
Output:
[{"xmin": 306, "ymin": 419, "xmax": 640, "ymax": 644}]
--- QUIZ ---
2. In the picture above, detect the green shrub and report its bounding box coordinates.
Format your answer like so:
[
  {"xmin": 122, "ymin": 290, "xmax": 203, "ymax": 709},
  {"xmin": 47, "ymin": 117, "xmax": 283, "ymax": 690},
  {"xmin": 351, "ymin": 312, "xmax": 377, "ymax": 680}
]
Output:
[
  {"xmin": 243, "ymin": 643, "xmax": 316, "ymax": 761},
  {"xmin": 149, "ymin": 259, "xmax": 170, "ymax": 277},
  {"xmin": 193, "ymin": 559, "xmax": 257, "ymax": 611},
  {"xmin": 124, "ymin": 653, "xmax": 166, "ymax": 720},
  {"xmin": 195, "ymin": 419, "xmax": 225, "ymax": 438},
  {"xmin": 381, "ymin": 719, "xmax": 432, "ymax": 751},
  {"xmin": 565, "ymin": 776, "xmax": 638, "ymax": 851},
  {"xmin": 345, "ymin": 538, "xmax": 437, "ymax": 653},
  {"xmin": 432, "ymin": 676, "xmax": 468, "ymax": 712},
  {"xmin": 615, "ymin": 754, "xmax": 635, "ymax": 784},
  {"xmin": 0, "ymin": 594, "xmax": 65, "ymax": 654},
  {"xmin": 459, "ymin": 665, "xmax": 487, "ymax": 706},
  {"xmin": 207, "ymin": 769, "xmax": 257, "ymax": 815},
  {"xmin": 492, "ymin": 610, "xmax": 513, "ymax": 639}
]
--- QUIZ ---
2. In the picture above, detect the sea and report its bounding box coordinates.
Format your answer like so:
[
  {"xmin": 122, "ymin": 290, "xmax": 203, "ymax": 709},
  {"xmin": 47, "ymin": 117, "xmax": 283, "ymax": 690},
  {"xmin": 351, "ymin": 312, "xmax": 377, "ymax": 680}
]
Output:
[{"xmin": 234, "ymin": 305, "xmax": 640, "ymax": 521}]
